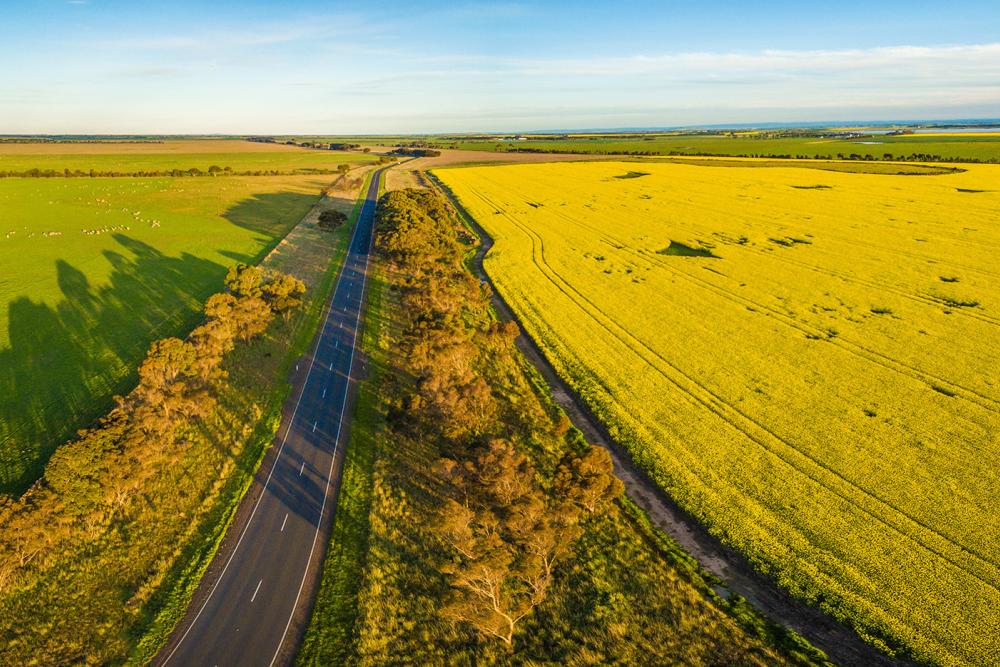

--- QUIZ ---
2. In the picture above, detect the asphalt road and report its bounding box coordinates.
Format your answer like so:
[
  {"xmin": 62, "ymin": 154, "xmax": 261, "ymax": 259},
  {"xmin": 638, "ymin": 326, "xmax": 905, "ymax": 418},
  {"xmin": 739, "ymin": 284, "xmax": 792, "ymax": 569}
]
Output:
[{"xmin": 159, "ymin": 167, "xmax": 385, "ymax": 667}]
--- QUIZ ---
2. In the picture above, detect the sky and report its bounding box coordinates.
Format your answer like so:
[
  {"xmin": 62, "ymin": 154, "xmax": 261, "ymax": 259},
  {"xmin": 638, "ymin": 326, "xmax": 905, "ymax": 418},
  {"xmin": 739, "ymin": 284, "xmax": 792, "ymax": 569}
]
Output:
[{"xmin": 1, "ymin": 0, "xmax": 999, "ymax": 134}]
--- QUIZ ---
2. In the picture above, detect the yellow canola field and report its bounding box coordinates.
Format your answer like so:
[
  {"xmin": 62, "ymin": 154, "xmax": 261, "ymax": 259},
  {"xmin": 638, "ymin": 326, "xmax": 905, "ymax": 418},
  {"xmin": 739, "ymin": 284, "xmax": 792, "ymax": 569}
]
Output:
[{"xmin": 436, "ymin": 161, "xmax": 1000, "ymax": 666}]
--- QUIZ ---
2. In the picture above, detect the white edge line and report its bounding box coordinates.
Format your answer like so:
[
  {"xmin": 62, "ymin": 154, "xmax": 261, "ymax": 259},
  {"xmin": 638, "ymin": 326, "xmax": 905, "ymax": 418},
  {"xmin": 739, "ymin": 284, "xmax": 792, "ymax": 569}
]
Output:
[
  {"xmin": 161, "ymin": 168, "xmax": 382, "ymax": 666},
  {"xmin": 268, "ymin": 168, "xmax": 382, "ymax": 667}
]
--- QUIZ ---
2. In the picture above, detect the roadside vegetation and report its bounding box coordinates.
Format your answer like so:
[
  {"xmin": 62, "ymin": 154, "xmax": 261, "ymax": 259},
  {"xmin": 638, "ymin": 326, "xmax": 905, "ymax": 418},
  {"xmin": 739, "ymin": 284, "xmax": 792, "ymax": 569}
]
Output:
[
  {"xmin": 298, "ymin": 188, "xmax": 828, "ymax": 666},
  {"xmin": 0, "ymin": 174, "xmax": 331, "ymax": 494},
  {"xmin": 437, "ymin": 159, "xmax": 1000, "ymax": 665},
  {"xmin": 0, "ymin": 175, "xmax": 367, "ymax": 664}
]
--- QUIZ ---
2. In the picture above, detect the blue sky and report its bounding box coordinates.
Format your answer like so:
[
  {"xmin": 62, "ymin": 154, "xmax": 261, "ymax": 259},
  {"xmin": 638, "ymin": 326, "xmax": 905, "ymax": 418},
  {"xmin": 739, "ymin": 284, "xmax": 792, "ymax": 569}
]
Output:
[{"xmin": 2, "ymin": 0, "xmax": 998, "ymax": 133}]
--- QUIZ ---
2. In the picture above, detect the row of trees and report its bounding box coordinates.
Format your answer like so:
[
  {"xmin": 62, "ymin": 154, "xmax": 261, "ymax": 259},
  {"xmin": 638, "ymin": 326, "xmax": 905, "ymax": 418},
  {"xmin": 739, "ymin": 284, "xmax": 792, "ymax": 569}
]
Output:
[
  {"xmin": 387, "ymin": 147, "xmax": 442, "ymax": 158},
  {"xmin": 375, "ymin": 189, "xmax": 621, "ymax": 646},
  {"xmin": 0, "ymin": 264, "xmax": 304, "ymax": 593},
  {"xmin": 0, "ymin": 166, "xmax": 351, "ymax": 178},
  {"xmin": 495, "ymin": 145, "xmax": 998, "ymax": 164}
]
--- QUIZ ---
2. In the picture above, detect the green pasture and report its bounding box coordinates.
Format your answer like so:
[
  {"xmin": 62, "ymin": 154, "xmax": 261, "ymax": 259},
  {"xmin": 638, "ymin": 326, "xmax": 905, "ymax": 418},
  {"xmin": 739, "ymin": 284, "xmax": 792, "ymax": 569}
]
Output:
[
  {"xmin": 305, "ymin": 132, "xmax": 1000, "ymax": 162},
  {"xmin": 0, "ymin": 175, "xmax": 327, "ymax": 494},
  {"xmin": 441, "ymin": 134, "xmax": 1000, "ymax": 161},
  {"xmin": 0, "ymin": 147, "xmax": 375, "ymax": 175}
]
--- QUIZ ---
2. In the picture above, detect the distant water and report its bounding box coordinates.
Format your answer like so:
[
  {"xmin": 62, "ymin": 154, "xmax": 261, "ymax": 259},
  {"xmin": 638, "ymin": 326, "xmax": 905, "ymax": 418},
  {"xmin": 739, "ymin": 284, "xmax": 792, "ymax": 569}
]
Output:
[
  {"xmin": 517, "ymin": 119, "xmax": 1000, "ymax": 135},
  {"xmin": 912, "ymin": 127, "xmax": 1000, "ymax": 134}
]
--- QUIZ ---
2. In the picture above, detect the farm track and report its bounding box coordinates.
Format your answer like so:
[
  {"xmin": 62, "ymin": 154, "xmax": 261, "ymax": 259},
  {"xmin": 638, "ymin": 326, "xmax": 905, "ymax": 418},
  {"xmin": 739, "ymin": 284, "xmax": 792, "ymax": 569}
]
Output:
[
  {"xmin": 430, "ymin": 175, "xmax": 910, "ymax": 667},
  {"xmin": 468, "ymin": 186, "xmax": 1000, "ymax": 589}
]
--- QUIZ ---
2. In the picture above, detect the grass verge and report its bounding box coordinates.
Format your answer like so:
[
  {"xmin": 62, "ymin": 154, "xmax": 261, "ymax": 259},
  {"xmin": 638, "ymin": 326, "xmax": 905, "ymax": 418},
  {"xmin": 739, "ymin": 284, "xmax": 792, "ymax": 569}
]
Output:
[{"xmin": 129, "ymin": 172, "xmax": 373, "ymax": 663}]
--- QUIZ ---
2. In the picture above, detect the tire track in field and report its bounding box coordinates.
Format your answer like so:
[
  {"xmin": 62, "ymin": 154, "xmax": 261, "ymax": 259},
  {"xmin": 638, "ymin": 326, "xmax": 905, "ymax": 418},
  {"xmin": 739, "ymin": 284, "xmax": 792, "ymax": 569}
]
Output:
[
  {"xmin": 622, "ymin": 186, "xmax": 1000, "ymax": 327},
  {"xmin": 644, "ymin": 169, "xmax": 1000, "ymax": 283},
  {"xmin": 490, "ymin": 185, "xmax": 1000, "ymax": 571},
  {"xmin": 534, "ymin": 194, "xmax": 1000, "ymax": 417},
  {"xmin": 467, "ymin": 185, "xmax": 1000, "ymax": 591}
]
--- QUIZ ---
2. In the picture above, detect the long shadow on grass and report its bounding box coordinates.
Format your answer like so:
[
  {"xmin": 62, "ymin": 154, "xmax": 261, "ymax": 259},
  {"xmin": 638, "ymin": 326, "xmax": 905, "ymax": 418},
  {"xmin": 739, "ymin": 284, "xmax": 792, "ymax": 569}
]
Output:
[
  {"xmin": 0, "ymin": 242, "xmax": 226, "ymax": 496},
  {"xmin": 0, "ymin": 191, "xmax": 318, "ymax": 497}
]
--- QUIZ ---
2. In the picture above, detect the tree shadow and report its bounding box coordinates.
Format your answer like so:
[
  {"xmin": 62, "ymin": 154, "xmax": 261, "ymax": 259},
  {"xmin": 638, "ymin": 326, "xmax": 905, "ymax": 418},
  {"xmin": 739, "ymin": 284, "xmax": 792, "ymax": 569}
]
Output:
[
  {"xmin": 222, "ymin": 190, "xmax": 324, "ymax": 245},
  {"xmin": 0, "ymin": 189, "xmax": 321, "ymax": 497},
  {"xmin": 0, "ymin": 241, "xmax": 223, "ymax": 496}
]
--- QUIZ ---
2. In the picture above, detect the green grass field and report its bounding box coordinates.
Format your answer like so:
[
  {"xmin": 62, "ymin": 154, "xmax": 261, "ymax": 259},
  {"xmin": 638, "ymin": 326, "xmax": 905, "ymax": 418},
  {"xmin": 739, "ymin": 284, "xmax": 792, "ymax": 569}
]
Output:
[
  {"xmin": 438, "ymin": 134, "xmax": 1000, "ymax": 161},
  {"xmin": 0, "ymin": 171, "xmax": 368, "ymax": 665},
  {"xmin": 308, "ymin": 131, "xmax": 1000, "ymax": 162},
  {"xmin": 0, "ymin": 174, "xmax": 331, "ymax": 494},
  {"xmin": 0, "ymin": 139, "xmax": 377, "ymax": 174}
]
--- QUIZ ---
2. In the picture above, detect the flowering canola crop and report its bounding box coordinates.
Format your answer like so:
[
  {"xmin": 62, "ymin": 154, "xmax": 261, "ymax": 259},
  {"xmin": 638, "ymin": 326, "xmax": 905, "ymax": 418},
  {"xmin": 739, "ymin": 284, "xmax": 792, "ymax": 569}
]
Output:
[{"xmin": 436, "ymin": 160, "xmax": 1000, "ymax": 666}]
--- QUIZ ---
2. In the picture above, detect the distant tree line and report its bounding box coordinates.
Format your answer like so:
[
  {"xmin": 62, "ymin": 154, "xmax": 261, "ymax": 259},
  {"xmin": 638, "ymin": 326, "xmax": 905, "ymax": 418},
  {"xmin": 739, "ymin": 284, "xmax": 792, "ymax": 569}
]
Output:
[
  {"xmin": 375, "ymin": 188, "xmax": 621, "ymax": 646},
  {"xmin": 494, "ymin": 145, "xmax": 1000, "ymax": 164},
  {"xmin": 0, "ymin": 264, "xmax": 305, "ymax": 595},
  {"xmin": 0, "ymin": 138, "xmax": 165, "ymax": 144},
  {"xmin": 387, "ymin": 148, "xmax": 442, "ymax": 158},
  {"xmin": 0, "ymin": 166, "xmax": 354, "ymax": 178}
]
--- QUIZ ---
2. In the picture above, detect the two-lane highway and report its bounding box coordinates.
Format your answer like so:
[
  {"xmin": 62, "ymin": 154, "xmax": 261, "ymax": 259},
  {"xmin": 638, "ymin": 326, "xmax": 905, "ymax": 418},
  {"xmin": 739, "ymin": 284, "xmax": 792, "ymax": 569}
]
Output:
[{"xmin": 158, "ymin": 167, "xmax": 387, "ymax": 666}]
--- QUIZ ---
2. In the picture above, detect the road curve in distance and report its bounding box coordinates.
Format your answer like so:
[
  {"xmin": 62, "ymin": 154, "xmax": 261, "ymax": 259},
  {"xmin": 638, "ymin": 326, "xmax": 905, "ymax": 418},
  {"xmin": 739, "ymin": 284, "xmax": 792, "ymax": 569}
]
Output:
[{"xmin": 157, "ymin": 167, "xmax": 386, "ymax": 667}]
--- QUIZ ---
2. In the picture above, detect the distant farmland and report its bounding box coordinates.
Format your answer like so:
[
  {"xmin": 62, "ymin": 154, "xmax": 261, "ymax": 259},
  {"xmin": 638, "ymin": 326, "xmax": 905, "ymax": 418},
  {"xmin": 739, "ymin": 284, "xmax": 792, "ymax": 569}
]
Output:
[
  {"xmin": 437, "ymin": 160, "xmax": 1000, "ymax": 665},
  {"xmin": 346, "ymin": 131, "xmax": 1000, "ymax": 163},
  {"xmin": 0, "ymin": 139, "xmax": 375, "ymax": 175},
  {"xmin": 0, "ymin": 172, "xmax": 335, "ymax": 493}
]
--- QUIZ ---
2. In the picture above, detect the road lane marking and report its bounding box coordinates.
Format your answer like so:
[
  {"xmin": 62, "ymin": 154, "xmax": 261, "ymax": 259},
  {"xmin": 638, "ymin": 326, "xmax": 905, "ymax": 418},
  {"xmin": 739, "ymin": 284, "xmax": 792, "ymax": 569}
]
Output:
[
  {"xmin": 251, "ymin": 579, "xmax": 263, "ymax": 603},
  {"xmin": 299, "ymin": 461, "xmax": 305, "ymax": 476},
  {"xmin": 312, "ymin": 421, "xmax": 317, "ymax": 433},
  {"xmin": 280, "ymin": 513, "xmax": 288, "ymax": 532},
  {"xmin": 161, "ymin": 172, "xmax": 384, "ymax": 666},
  {"xmin": 270, "ymin": 168, "xmax": 383, "ymax": 667},
  {"xmin": 322, "ymin": 388, "xmax": 327, "ymax": 398}
]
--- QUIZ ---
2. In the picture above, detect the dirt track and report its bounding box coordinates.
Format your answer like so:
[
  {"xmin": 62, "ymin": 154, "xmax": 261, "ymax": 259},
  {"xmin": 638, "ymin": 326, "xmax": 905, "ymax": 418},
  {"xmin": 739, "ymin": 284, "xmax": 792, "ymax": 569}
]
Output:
[
  {"xmin": 376, "ymin": 146, "xmax": 614, "ymax": 192},
  {"xmin": 427, "ymin": 172, "xmax": 912, "ymax": 667}
]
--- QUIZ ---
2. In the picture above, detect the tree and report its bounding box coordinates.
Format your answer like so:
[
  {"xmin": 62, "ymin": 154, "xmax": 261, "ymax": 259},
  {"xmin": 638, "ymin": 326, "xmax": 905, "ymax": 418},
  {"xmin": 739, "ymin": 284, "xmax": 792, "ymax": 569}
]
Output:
[
  {"xmin": 131, "ymin": 337, "xmax": 211, "ymax": 436},
  {"xmin": 261, "ymin": 272, "xmax": 306, "ymax": 319},
  {"xmin": 224, "ymin": 263, "xmax": 263, "ymax": 298},
  {"xmin": 554, "ymin": 445, "xmax": 623, "ymax": 513},
  {"xmin": 437, "ymin": 499, "xmax": 544, "ymax": 647},
  {"xmin": 435, "ymin": 439, "xmax": 579, "ymax": 647},
  {"xmin": 337, "ymin": 163, "xmax": 351, "ymax": 176},
  {"xmin": 317, "ymin": 209, "xmax": 348, "ymax": 231}
]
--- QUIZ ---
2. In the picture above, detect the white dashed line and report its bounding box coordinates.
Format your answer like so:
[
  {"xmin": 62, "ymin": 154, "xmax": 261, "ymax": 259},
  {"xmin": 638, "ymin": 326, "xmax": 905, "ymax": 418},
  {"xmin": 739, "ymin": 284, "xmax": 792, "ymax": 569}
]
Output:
[
  {"xmin": 250, "ymin": 579, "xmax": 262, "ymax": 603},
  {"xmin": 312, "ymin": 421, "xmax": 317, "ymax": 433},
  {"xmin": 299, "ymin": 461, "xmax": 305, "ymax": 476},
  {"xmin": 280, "ymin": 513, "xmax": 288, "ymax": 532},
  {"xmin": 322, "ymin": 388, "xmax": 327, "ymax": 398},
  {"xmin": 270, "ymin": 168, "xmax": 382, "ymax": 667}
]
